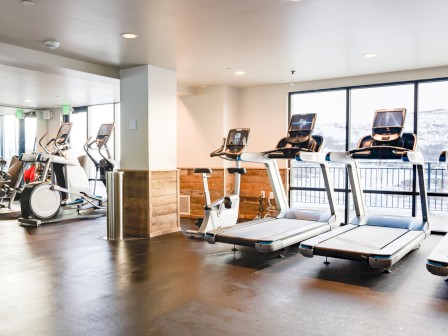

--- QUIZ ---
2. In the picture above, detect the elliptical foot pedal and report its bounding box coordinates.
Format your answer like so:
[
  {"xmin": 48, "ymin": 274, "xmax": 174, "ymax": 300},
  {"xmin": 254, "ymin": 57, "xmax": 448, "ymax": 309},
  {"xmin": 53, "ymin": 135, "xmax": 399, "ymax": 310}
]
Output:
[{"xmin": 18, "ymin": 218, "xmax": 42, "ymax": 227}]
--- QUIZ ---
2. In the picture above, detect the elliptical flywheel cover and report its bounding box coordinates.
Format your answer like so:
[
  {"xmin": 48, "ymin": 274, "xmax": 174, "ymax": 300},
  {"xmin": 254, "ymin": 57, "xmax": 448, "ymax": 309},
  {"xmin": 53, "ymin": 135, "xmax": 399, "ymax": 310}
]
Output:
[{"xmin": 21, "ymin": 182, "xmax": 61, "ymax": 220}]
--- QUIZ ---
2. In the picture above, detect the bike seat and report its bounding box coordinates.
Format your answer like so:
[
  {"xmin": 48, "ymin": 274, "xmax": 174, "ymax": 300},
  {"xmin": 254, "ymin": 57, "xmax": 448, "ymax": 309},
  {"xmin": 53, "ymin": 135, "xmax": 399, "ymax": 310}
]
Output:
[
  {"xmin": 194, "ymin": 168, "xmax": 212, "ymax": 174},
  {"xmin": 227, "ymin": 168, "xmax": 247, "ymax": 175}
]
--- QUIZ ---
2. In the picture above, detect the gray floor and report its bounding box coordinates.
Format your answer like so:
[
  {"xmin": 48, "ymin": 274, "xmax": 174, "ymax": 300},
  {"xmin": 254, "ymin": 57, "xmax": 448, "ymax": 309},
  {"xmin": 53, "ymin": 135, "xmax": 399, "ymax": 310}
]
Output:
[{"xmin": 0, "ymin": 218, "xmax": 447, "ymax": 336}]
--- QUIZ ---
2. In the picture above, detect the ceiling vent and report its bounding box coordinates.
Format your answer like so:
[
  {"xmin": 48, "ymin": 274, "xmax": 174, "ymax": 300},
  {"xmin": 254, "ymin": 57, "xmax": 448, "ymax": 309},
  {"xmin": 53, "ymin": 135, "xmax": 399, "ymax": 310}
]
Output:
[{"xmin": 43, "ymin": 40, "xmax": 60, "ymax": 50}]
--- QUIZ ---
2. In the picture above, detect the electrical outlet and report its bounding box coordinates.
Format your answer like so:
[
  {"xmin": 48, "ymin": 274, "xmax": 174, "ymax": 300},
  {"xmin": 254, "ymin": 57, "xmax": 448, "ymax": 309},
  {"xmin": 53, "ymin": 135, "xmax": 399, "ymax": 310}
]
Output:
[
  {"xmin": 269, "ymin": 192, "xmax": 274, "ymax": 199},
  {"xmin": 260, "ymin": 191, "xmax": 265, "ymax": 198}
]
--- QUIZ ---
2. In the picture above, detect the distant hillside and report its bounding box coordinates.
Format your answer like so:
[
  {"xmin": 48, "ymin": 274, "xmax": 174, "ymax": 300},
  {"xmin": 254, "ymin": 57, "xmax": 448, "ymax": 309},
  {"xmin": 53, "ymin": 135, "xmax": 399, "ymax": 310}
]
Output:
[{"xmin": 313, "ymin": 109, "xmax": 448, "ymax": 161}]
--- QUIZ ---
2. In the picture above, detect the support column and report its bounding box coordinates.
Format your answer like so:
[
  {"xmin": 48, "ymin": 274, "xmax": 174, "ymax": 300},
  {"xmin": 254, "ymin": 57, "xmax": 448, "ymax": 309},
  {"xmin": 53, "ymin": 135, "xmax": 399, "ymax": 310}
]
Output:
[{"xmin": 120, "ymin": 65, "xmax": 179, "ymax": 238}]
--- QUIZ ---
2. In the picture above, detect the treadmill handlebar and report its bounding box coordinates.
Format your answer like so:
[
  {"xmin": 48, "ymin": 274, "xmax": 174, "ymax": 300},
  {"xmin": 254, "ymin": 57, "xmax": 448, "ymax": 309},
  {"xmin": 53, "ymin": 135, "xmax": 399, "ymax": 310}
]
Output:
[
  {"xmin": 326, "ymin": 149, "xmax": 424, "ymax": 165},
  {"xmin": 325, "ymin": 151, "xmax": 352, "ymax": 164},
  {"xmin": 402, "ymin": 151, "xmax": 424, "ymax": 165},
  {"xmin": 296, "ymin": 152, "xmax": 326, "ymax": 164}
]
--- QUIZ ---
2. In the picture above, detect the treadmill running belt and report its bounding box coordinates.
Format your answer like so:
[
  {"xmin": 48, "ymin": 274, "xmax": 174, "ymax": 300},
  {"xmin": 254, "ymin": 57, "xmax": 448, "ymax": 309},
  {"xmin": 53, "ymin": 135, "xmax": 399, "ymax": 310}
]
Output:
[
  {"xmin": 217, "ymin": 218, "xmax": 328, "ymax": 242},
  {"xmin": 316, "ymin": 225, "xmax": 408, "ymax": 254}
]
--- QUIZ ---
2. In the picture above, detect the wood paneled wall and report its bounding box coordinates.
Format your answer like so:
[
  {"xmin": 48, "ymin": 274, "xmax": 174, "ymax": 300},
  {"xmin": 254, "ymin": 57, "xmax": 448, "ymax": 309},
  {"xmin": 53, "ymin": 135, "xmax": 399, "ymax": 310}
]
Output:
[
  {"xmin": 122, "ymin": 169, "xmax": 180, "ymax": 238},
  {"xmin": 179, "ymin": 168, "xmax": 288, "ymax": 220}
]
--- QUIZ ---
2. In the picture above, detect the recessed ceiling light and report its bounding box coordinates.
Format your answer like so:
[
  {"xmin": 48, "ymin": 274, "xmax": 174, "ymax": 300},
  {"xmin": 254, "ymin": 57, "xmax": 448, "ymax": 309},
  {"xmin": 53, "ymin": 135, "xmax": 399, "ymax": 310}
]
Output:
[
  {"xmin": 235, "ymin": 71, "xmax": 245, "ymax": 76},
  {"xmin": 25, "ymin": 99, "xmax": 31, "ymax": 103},
  {"xmin": 121, "ymin": 33, "xmax": 138, "ymax": 39},
  {"xmin": 363, "ymin": 53, "xmax": 377, "ymax": 58},
  {"xmin": 21, "ymin": 0, "xmax": 35, "ymax": 5},
  {"xmin": 77, "ymin": 92, "xmax": 84, "ymax": 95}
]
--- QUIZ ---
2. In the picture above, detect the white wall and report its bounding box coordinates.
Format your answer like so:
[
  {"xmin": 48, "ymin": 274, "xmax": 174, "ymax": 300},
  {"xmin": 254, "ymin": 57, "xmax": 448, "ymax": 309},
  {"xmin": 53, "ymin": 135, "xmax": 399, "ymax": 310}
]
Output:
[
  {"xmin": 177, "ymin": 85, "xmax": 225, "ymax": 168},
  {"xmin": 148, "ymin": 66, "xmax": 177, "ymax": 170},
  {"xmin": 120, "ymin": 65, "xmax": 178, "ymax": 171},
  {"xmin": 35, "ymin": 108, "xmax": 62, "ymax": 153},
  {"xmin": 120, "ymin": 66, "xmax": 149, "ymax": 170}
]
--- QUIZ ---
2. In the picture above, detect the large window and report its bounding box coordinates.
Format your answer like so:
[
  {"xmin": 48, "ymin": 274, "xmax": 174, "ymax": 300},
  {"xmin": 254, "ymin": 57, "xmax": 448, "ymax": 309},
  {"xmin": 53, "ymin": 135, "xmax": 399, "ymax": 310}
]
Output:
[
  {"xmin": 418, "ymin": 81, "xmax": 448, "ymax": 231},
  {"xmin": 289, "ymin": 78, "xmax": 448, "ymax": 231},
  {"xmin": 70, "ymin": 111, "xmax": 88, "ymax": 156},
  {"xmin": 290, "ymin": 90, "xmax": 347, "ymax": 210},
  {"xmin": 24, "ymin": 117, "xmax": 37, "ymax": 153},
  {"xmin": 2, "ymin": 115, "xmax": 19, "ymax": 162},
  {"xmin": 350, "ymin": 85, "xmax": 415, "ymax": 217},
  {"xmin": 66, "ymin": 103, "xmax": 119, "ymax": 195}
]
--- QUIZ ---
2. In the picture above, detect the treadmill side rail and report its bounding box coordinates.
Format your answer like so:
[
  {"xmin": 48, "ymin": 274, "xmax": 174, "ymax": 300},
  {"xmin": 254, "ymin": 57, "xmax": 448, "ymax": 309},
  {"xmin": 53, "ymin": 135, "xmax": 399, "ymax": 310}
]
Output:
[
  {"xmin": 254, "ymin": 218, "xmax": 336, "ymax": 252},
  {"xmin": 299, "ymin": 224, "xmax": 358, "ymax": 258},
  {"xmin": 369, "ymin": 230, "xmax": 426, "ymax": 269},
  {"xmin": 426, "ymin": 233, "xmax": 448, "ymax": 277}
]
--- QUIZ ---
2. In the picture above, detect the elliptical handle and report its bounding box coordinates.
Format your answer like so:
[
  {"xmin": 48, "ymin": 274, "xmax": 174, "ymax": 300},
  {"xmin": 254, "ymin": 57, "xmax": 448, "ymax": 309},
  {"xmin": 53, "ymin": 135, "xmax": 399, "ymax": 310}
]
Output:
[
  {"xmin": 38, "ymin": 132, "xmax": 50, "ymax": 154},
  {"xmin": 84, "ymin": 136, "xmax": 99, "ymax": 166}
]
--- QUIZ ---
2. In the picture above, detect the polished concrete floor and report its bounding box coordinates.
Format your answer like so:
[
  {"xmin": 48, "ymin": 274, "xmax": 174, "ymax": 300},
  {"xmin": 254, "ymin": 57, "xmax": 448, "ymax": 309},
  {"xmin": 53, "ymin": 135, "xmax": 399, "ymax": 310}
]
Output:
[{"xmin": 0, "ymin": 218, "xmax": 447, "ymax": 336}]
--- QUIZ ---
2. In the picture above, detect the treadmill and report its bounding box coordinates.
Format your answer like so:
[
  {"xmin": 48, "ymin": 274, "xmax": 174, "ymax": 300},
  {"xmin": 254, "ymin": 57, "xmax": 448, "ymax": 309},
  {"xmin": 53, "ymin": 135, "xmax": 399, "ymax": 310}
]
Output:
[
  {"xmin": 300, "ymin": 108, "xmax": 430, "ymax": 271},
  {"xmin": 205, "ymin": 113, "xmax": 339, "ymax": 252},
  {"xmin": 426, "ymin": 150, "xmax": 448, "ymax": 278}
]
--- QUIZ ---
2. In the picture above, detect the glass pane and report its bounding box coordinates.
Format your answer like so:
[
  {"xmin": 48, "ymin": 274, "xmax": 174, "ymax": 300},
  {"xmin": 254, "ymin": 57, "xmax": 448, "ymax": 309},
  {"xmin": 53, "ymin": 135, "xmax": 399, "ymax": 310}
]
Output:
[
  {"xmin": 3, "ymin": 115, "xmax": 19, "ymax": 162},
  {"xmin": 88, "ymin": 105, "xmax": 116, "ymax": 195},
  {"xmin": 289, "ymin": 90, "xmax": 347, "ymax": 210},
  {"xmin": 25, "ymin": 117, "xmax": 37, "ymax": 153},
  {"xmin": 351, "ymin": 84, "xmax": 414, "ymax": 149},
  {"xmin": 351, "ymin": 84, "xmax": 415, "ymax": 217},
  {"xmin": 419, "ymin": 80, "xmax": 448, "ymax": 231},
  {"xmin": 70, "ymin": 112, "xmax": 88, "ymax": 154}
]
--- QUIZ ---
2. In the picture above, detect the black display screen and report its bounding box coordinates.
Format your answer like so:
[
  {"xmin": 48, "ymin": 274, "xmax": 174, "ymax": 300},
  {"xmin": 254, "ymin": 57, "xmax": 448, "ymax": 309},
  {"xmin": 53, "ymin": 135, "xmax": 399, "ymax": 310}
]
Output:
[
  {"xmin": 58, "ymin": 123, "xmax": 72, "ymax": 136},
  {"xmin": 373, "ymin": 111, "xmax": 404, "ymax": 128},
  {"xmin": 227, "ymin": 129, "xmax": 249, "ymax": 147},
  {"xmin": 289, "ymin": 113, "xmax": 316, "ymax": 132},
  {"xmin": 98, "ymin": 123, "xmax": 114, "ymax": 136}
]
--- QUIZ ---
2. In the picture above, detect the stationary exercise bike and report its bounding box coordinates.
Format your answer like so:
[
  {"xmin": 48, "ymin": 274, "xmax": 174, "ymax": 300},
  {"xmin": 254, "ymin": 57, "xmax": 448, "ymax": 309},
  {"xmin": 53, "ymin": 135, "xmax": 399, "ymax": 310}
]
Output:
[
  {"xmin": 19, "ymin": 123, "xmax": 107, "ymax": 226},
  {"xmin": 186, "ymin": 128, "xmax": 249, "ymax": 238},
  {"xmin": 83, "ymin": 123, "xmax": 115, "ymax": 194}
]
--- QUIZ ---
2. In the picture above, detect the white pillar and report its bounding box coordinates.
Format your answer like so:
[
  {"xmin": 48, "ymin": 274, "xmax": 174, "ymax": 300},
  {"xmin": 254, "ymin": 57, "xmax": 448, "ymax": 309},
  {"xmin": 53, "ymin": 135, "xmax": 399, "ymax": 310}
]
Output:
[
  {"xmin": 120, "ymin": 65, "xmax": 176, "ymax": 170},
  {"xmin": 119, "ymin": 65, "xmax": 179, "ymax": 238}
]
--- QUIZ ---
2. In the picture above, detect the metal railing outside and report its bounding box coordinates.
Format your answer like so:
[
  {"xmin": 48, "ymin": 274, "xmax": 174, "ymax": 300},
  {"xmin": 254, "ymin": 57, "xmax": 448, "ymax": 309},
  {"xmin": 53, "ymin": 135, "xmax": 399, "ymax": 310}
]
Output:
[{"xmin": 290, "ymin": 161, "xmax": 448, "ymax": 211}]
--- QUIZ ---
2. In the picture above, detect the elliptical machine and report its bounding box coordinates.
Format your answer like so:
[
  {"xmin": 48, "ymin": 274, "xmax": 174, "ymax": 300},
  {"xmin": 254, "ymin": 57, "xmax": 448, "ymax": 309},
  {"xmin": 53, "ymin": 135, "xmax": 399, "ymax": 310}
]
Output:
[
  {"xmin": 19, "ymin": 122, "xmax": 106, "ymax": 227},
  {"xmin": 83, "ymin": 123, "xmax": 115, "ymax": 194},
  {"xmin": 186, "ymin": 128, "xmax": 250, "ymax": 238},
  {"xmin": 0, "ymin": 157, "xmax": 13, "ymax": 208}
]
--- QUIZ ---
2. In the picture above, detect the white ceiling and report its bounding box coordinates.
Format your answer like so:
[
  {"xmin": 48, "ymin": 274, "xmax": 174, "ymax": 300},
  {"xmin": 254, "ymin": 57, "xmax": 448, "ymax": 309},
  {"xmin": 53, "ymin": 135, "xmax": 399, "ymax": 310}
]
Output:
[{"xmin": 1, "ymin": 0, "xmax": 448, "ymax": 109}]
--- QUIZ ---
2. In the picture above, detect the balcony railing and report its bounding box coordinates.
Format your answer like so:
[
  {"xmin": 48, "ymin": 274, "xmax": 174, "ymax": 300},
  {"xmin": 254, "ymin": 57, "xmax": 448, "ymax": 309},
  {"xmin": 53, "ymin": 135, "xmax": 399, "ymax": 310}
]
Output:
[{"xmin": 290, "ymin": 161, "xmax": 448, "ymax": 211}]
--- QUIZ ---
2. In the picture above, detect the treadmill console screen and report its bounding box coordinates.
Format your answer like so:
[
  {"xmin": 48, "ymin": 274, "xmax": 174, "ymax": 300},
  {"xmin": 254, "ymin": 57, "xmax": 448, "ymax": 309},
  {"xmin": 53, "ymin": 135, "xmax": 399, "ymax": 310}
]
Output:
[
  {"xmin": 226, "ymin": 129, "xmax": 249, "ymax": 148},
  {"xmin": 373, "ymin": 110, "xmax": 404, "ymax": 128},
  {"xmin": 289, "ymin": 113, "xmax": 316, "ymax": 132}
]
